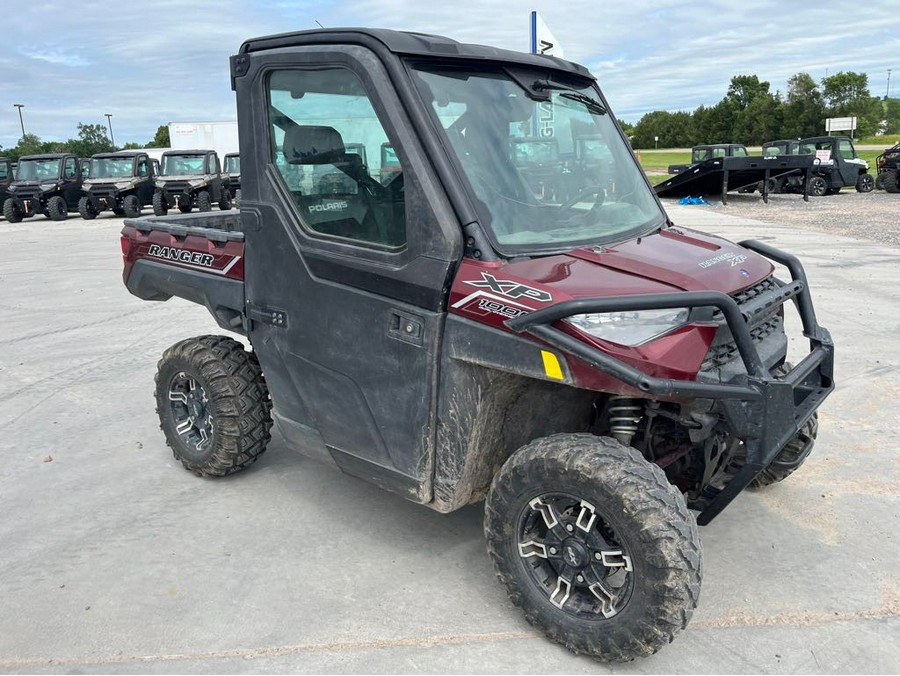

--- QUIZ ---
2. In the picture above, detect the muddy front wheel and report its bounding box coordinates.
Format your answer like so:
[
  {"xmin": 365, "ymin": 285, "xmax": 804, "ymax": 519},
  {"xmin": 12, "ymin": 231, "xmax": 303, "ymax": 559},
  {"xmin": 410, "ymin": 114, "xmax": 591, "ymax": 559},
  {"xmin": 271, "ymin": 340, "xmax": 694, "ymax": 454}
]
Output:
[
  {"xmin": 484, "ymin": 434, "xmax": 701, "ymax": 662},
  {"xmin": 155, "ymin": 335, "xmax": 273, "ymax": 477}
]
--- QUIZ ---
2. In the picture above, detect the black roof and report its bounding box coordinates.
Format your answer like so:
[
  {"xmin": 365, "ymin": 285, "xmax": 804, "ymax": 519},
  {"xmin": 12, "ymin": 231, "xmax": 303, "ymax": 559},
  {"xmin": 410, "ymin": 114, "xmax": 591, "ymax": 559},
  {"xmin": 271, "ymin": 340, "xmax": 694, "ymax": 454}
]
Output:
[
  {"xmin": 239, "ymin": 27, "xmax": 593, "ymax": 80},
  {"xmin": 224, "ymin": 152, "xmax": 239, "ymax": 158},
  {"xmin": 161, "ymin": 149, "xmax": 214, "ymax": 156},
  {"xmin": 91, "ymin": 150, "xmax": 146, "ymax": 159},
  {"xmin": 694, "ymin": 143, "xmax": 746, "ymax": 149},
  {"xmin": 801, "ymin": 135, "xmax": 851, "ymax": 143},
  {"xmin": 19, "ymin": 153, "xmax": 75, "ymax": 160}
]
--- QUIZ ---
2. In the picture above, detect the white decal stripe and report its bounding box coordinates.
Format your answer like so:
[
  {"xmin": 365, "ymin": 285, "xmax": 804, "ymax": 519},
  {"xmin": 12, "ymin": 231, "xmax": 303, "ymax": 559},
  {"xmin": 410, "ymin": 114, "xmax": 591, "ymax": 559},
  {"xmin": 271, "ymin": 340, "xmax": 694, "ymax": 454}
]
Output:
[
  {"xmin": 451, "ymin": 290, "xmax": 533, "ymax": 310},
  {"xmin": 147, "ymin": 255, "xmax": 241, "ymax": 276}
]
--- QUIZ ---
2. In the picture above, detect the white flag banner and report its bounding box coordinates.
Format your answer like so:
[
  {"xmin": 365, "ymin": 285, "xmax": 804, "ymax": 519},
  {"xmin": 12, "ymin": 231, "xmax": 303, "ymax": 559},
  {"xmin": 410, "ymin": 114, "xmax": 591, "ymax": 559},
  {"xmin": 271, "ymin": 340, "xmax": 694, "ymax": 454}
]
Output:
[{"xmin": 530, "ymin": 11, "xmax": 565, "ymax": 59}]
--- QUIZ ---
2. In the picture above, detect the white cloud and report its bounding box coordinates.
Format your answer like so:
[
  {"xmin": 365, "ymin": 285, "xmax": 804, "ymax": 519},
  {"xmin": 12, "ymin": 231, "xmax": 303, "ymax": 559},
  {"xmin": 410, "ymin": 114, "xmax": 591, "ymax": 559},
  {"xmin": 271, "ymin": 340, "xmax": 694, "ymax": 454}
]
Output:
[{"xmin": 0, "ymin": 0, "xmax": 898, "ymax": 150}]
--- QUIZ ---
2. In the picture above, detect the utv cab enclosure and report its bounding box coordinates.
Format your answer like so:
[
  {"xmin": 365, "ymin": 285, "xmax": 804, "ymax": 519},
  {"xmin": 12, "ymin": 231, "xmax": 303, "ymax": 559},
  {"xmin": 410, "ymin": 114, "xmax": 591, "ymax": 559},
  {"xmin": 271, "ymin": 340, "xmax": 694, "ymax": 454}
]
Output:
[
  {"xmin": 120, "ymin": 28, "xmax": 834, "ymax": 662},
  {"xmin": 79, "ymin": 151, "xmax": 157, "ymax": 219},
  {"xmin": 3, "ymin": 153, "xmax": 83, "ymax": 222},
  {"xmin": 153, "ymin": 149, "xmax": 231, "ymax": 215},
  {"xmin": 875, "ymin": 142, "xmax": 900, "ymax": 192},
  {"xmin": 667, "ymin": 143, "xmax": 748, "ymax": 174},
  {"xmin": 223, "ymin": 152, "xmax": 241, "ymax": 203},
  {"xmin": 764, "ymin": 136, "xmax": 873, "ymax": 195}
]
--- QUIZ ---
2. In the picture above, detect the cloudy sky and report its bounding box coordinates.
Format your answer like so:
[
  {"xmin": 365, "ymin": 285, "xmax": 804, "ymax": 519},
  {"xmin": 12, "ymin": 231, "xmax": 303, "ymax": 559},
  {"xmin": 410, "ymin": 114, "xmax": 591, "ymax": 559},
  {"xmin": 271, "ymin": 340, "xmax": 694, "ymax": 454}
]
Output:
[{"xmin": 1, "ymin": 0, "xmax": 897, "ymax": 150}]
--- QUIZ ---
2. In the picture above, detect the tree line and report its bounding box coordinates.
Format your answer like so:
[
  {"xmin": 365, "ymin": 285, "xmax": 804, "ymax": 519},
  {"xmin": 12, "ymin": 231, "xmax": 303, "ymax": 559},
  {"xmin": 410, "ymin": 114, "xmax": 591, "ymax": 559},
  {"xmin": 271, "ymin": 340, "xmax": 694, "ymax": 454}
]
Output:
[
  {"xmin": 629, "ymin": 71, "xmax": 900, "ymax": 149},
  {"xmin": 0, "ymin": 124, "xmax": 171, "ymax": 162}
]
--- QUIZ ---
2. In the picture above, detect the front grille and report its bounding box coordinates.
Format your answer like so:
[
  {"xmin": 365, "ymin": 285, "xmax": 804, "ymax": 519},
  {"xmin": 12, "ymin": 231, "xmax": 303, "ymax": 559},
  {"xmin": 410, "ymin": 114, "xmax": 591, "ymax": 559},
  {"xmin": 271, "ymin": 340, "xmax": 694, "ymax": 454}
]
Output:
[
  {"xmin": 88, "ymin": 185, "xmax": 116, "ymax": 197},
  {"xmin": 13, "ymin": 188, "xmax": 40, "ymax": 201},
  {"xmin": 702, "ymin": 276, "xmax": 783, "ymax": 370}
]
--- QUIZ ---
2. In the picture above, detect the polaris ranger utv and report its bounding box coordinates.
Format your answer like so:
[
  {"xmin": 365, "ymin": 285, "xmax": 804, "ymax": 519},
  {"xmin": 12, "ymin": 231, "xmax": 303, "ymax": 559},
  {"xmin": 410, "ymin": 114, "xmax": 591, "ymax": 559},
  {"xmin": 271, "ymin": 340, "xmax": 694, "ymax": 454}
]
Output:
[
  {"xmin": 152, "ymin": 149, "xmax": 231, "ymax": 215},
  {"xmin": 764, "ymin": 136, "xmax": 874, "ymax": 195},
  {"xmin": 120, "ymin": 28, "xmax": 834, "ymax": 662},
  {"xmin": 223, "ymin": 152, "xmax": 241, "ymax": 204},
  {"xmin": 79, "ymin": 151, "xmax": 157, "ymax": 219},
  {"xmin": 3, "ymin": 153, "xmax": 84, "ymax": 222}
]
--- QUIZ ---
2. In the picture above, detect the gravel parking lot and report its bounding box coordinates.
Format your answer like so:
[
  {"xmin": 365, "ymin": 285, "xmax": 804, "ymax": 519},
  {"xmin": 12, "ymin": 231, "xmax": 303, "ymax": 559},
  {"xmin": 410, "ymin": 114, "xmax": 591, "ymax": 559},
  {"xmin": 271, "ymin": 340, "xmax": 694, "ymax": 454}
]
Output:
[
  {"xmin": 0, "ymin": 204, "xmax": 898, "ymax": 673},
  {"xmin": 670, "ymin": 190, "xmax": 900, "ymax": 247}
]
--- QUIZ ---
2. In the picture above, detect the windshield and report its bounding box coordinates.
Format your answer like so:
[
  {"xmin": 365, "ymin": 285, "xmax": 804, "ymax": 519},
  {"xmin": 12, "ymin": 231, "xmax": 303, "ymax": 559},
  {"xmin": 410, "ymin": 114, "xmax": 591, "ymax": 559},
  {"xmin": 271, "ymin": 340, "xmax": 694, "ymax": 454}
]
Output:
[
  {"xmin": 224, "ymin": 155, "xmax": 240, "ymax": 174},
  {"xmin": 16, "ymin": 158, "xmax": 61, "ymax": 181},
  {"xmin": 90, "ymin": 157, "xmax": 134, "ymax": 179},
  {"xmin": 412, "ymin": 66, "xmax": 663, "ymax": 253},
  {"xmin": 162, "ymin": 154, "xmax": 206, "ymax": 176}
]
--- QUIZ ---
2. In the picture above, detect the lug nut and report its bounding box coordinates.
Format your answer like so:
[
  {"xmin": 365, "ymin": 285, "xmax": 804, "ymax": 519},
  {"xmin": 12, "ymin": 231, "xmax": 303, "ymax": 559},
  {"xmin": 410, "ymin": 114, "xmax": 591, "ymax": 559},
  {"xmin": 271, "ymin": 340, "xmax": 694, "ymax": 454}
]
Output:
[
  {"xmin": 577, "ymin": 575, "xmax": 584, "ymax": 583},
  {"xmin": 549, "ymin": 547, "xmax": 557, "ymax": 555},
  {"xmin": 566, "ymin": 524, "xmax": 574, "ymax": 532},
  {"xmin": 595, "ymin": 552, "xmax": 602, "ymax": 560}
]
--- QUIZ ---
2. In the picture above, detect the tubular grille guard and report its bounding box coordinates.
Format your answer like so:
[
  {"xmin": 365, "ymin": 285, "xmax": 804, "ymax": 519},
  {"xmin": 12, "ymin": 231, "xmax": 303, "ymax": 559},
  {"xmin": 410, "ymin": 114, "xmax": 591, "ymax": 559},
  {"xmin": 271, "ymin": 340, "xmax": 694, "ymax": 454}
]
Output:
[{"xmin": 505, "ymin": 239, "xmax": 835, "ymax": 524}]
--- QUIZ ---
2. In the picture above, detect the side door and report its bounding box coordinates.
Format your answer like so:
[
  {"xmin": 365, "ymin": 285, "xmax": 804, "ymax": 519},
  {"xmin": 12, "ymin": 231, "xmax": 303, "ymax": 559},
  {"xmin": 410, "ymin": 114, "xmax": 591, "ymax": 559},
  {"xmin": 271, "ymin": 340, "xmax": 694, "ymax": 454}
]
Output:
[
  {"xmin": 62, "ymin": 157, "xmax": 80, "ymax": 208},
  {"xmin": 237, "ymin": 46, "xmax": 461, "ymax": 501},
  {"xmin": 135, "ymin": 155, "xmax": 154, "ymax": 204},
  {"xmin": 836, "ymin": 138, "xmax": 859, "ymax": 185}
]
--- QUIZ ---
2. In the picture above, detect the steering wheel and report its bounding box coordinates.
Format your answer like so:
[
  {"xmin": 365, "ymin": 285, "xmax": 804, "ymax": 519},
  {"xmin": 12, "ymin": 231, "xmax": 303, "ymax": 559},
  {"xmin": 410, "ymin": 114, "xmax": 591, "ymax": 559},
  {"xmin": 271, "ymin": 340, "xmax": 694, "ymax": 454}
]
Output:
[{"xmin": 558, "ymin": 184, "xmax": 606, "ymax": 220}]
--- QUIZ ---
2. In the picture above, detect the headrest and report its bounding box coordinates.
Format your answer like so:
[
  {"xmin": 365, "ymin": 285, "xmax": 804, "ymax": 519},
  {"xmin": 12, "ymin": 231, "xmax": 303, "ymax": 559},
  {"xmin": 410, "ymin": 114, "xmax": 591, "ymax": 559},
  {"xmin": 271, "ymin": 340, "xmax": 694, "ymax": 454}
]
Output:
[{"xmin": 283, "ymin": 125, "xmax": 345, "ymax": 165}]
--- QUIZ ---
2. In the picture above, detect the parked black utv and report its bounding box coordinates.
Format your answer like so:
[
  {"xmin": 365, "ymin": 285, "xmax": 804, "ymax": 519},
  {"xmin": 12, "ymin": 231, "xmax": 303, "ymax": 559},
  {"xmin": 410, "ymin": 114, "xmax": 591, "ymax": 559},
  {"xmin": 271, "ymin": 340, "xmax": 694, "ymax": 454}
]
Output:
[
  {"xmin": 2, "ymin": 153, "xmax": 84, "ymax": 222},
  {"xmin": 152, "ymin": 150, "xmax": 231, "ymax": 215},
  {"xmin": 763, "ymin": 136, "xmax": 874, "ymax": 195},
  {"xmin": 223, "ymin": 152, "xmax": 241, "ymax": 204},
  {"xmin": 78, "ymin": 151, "xmax": 157, "ymax": 219}
]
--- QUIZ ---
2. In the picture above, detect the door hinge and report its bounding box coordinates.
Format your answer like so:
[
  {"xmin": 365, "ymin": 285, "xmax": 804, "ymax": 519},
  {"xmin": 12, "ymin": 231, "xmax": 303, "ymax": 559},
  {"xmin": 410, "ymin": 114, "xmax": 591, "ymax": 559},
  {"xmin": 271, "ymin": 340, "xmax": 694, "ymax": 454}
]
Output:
[{"xmin": 246, "ymin": 303, "xmax": 288, "ymax": 328}]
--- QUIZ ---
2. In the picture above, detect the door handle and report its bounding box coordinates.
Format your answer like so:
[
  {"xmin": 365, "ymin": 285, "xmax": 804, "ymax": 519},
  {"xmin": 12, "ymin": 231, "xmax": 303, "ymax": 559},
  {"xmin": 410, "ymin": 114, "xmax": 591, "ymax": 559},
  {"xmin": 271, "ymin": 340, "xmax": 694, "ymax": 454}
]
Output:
[{"xmin": 389, "ymin": 310, "xmax": 423, "ymax": 346}]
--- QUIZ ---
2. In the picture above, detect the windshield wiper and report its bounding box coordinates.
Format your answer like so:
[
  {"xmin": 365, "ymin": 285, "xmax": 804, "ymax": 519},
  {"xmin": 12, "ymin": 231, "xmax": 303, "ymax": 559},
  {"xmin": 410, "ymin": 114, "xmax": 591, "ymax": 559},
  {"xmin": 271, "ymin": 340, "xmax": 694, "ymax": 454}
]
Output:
[
  {"xmin": 558, "ymin": 91, "xmax": 607, "ymax": 116},
  {"xmin": 531, "ymin": 80, "xmax": 607, "ymax": 115}
]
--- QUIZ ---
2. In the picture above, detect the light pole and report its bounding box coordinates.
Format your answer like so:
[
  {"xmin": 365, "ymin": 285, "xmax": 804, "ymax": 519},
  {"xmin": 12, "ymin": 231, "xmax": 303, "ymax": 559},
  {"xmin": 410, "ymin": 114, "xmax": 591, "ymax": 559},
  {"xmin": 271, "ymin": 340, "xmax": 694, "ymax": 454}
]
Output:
[
  {"xmin": 13, "ymin": 104, "xmax": 25, "ymax": 137},
  {"xmin": 105, "ymin": 113, "xmax": 115, "ymax": 146},
  {"xmin": 888, "ymin": 70, "xmax": 893, "ymax": 100}
]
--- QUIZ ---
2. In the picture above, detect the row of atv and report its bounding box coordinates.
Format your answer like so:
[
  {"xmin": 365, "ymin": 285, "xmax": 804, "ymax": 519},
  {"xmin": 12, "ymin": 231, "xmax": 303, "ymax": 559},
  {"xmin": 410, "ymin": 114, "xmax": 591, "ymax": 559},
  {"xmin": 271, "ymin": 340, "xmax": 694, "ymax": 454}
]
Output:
[{"xmin": 1, "ymin": 149, "xmax": 241, "ymax": 223}]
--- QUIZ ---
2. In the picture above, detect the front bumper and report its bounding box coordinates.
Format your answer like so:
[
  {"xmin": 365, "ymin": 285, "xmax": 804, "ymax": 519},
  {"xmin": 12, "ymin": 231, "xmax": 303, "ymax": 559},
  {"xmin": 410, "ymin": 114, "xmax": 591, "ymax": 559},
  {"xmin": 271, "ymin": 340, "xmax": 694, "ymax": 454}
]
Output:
[{"xmin": 506, "ymin": 239, "xmax": 834, "ymax": 525}]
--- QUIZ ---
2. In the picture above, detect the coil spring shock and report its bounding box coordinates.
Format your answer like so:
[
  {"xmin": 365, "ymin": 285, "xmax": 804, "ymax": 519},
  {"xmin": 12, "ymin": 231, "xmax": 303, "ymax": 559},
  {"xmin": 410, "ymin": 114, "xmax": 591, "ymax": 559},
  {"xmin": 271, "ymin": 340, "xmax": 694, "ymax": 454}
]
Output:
[{"xmin": 608, "ymin": 396, "xmax": 643, "ymax": 446}]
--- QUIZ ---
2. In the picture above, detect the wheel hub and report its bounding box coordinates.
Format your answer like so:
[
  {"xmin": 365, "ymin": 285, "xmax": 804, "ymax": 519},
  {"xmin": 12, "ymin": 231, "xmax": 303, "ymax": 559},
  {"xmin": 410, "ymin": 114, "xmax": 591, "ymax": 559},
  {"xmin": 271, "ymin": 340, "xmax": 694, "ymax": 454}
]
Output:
[
  {"xmin": 561, "ymin": 538, "xmax": 589, "ymax": 569},
  {"xmin": 167, "ymin": 372, "xmax": 213, "ymax": 450},
  {"xmin": 517, "ymin": 493, "xmax": 635, "ymax": 619}
]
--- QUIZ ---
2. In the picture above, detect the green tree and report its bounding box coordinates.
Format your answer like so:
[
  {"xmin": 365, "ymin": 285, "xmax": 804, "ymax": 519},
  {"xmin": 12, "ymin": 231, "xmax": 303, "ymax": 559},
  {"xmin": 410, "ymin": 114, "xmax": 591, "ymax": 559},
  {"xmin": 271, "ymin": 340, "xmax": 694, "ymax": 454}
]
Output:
[
  {"xmin": 1, "ymin": 133, "xmax": 44, "ymax": 161},
  {"xmin": 821, "ymin": 71, "xmax": 881, "ymax": 136},
  {"xmin": 147, "ymin": 125, "xmax": 170, "ymax": 147},
  {"xmin": 780, "ymin": 73, "xmax": 825, "ymax": 138},
  {"xmin": 884, "ymin": 98, "xmax": 900, "ymax": 135},
  {"xmin": 120, "ymin": 142, "xmax": 145, "ymax": 150},
  {"xmin": 726, "ymin": 75, "xmax": 770, "ymax": 110},
  {"xmin": 65, "ymin": 123, "xmax": 115, "ymax": 157}
]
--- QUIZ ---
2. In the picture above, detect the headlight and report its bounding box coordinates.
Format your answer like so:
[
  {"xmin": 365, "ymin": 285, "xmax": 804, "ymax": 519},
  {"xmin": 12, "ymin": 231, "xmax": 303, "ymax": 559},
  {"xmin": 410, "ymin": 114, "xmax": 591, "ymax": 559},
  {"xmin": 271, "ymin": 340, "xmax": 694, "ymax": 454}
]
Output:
[
  {"xmin": 189, "ymin": 179, "xmax": 207, "ymax": 188},
  {"xmin": 41, "ymin": 181, "xmax": 59, "ymax": 191},
  {"xmin": 8, "ymin": 185, "xmax": 16, "ymax": 192},
  {"xmin": 82, "ymin": 183, "xmax": 93, "ymax": 191},
  {"xmin": 566, "ymin": 308, "xmax": 689, "ymax": 346},
  {"xmin": 115, "ymin": 181, "xmax": 132, "ymax": 190},
  {"xmin": 156, "ymin": 180, "xmax": 166, "ymax": 188}
]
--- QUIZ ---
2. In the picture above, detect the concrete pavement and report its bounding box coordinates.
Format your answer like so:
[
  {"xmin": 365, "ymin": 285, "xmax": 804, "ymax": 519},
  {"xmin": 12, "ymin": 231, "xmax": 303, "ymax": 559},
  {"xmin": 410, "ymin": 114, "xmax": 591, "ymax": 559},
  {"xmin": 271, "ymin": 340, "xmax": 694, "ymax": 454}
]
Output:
[{"xmin": 0, "ymin": 208, "xmax": 897, "ymax": 673}]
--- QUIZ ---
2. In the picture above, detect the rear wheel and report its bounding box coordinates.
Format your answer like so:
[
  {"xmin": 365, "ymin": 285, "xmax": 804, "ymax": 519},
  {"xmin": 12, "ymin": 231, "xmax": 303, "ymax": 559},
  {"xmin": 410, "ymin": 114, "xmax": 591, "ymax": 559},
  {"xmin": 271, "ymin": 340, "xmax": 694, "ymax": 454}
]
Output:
[
  {"xmin": 197, "ymin": 190, "xmax": 212, "ymax": 212},
  {"xmin": 883, "ymin": 169, "xmax": 899, "ymax": 193},
  {"xmin": 856, "ymin": 173, "xmax": 874, "ymax": 193},
  {"xmin": 875, "ymin": 173, "xmax": 885, "ymax": 190},
  {"xmin": 152, "ymin": 191, "xmax": 168, "ymax": 216},
  {"xmin": 807, "ymin": 175, "xmax": 828, "ymax": 197},
  {"xmin": 3, "ymin": 198, "xmax": 23, "ymax": 223},
  {"xmin": 47, "ymin": 195, "xmax": 67, "ymax": 221},
  {"xmin": 78, "ymin": 196, "xmax": 97, "ymax": 220},
  {"xmin": 485, "ymin": 434, "xmax": 701, "ymax": 662},
  {"xmin": 155, "ymin": 335, "xmax": 273, "ymax": 477},
  {"xmin": 122, "ymin": 194, "xmax": 141, "ymax": 218},
  {"xmin": 218, "ymin": 190, "xmax": 232, "ymax": 211}
]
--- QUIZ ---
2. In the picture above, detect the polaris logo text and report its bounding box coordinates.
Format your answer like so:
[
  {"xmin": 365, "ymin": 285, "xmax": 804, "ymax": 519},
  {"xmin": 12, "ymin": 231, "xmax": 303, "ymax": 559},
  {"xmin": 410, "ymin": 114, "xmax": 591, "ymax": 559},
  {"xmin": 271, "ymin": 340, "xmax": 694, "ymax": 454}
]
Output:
[
  {"xmin": 148, "ymin": 244, "xmax": 215, "ymax": 268},
  {"xmin": 309, "ymin": 201, "xmax": 348, "ymax": 213}
]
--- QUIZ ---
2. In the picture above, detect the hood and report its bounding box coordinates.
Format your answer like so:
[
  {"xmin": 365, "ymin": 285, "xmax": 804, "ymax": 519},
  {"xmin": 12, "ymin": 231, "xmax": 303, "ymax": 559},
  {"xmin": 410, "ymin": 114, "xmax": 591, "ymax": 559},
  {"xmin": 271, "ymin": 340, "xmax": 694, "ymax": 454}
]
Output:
[
  {"xmin": 158, "ymin": 174, "xmax": 210, "ymax": 182},
  {"xmin": 85, "ymin": 177, "xmax": 131, "ymax": 185},
  {"xmin": 450, "ymin": 228, "xmax": 774, "ymax": 318}
]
